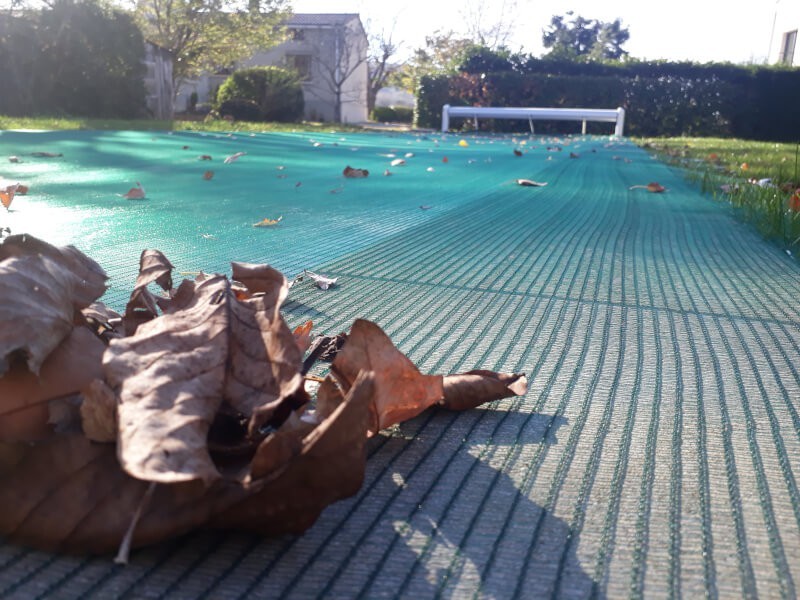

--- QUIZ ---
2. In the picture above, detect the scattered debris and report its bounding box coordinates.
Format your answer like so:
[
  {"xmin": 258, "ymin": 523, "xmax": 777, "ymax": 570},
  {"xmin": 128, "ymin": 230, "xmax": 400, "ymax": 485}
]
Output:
[
  {"xmin": 304, "ymin": 269, "xmax": 337, "ymax": 290},
  {"xmin": 343, "ymin": 166, "xmax": 369, "ymax": 178},
  {"xmin": 224, "ymin": 152, "xmax": 246, "ymax": 164},
  {"xmin": 629, "ymin": 182, "xmax": 666, "ymax": 193},
  {"xmin": 253, "ymin": 216, "xmax": 282, "ymax": 227},
  {"xmin": 119, "ymin": 182, "xmax": 146, "ymax": 200}
]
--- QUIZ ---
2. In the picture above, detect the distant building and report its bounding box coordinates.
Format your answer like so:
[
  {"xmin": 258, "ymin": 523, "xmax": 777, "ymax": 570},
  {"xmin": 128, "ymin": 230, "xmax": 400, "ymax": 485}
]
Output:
[
  {"xmin": 771, "ymin": 2, "xmax": 799, "ymax": 66},
  {"xmin": 176, "ymin": 13, "xmax": 368, "ymax": 123}
]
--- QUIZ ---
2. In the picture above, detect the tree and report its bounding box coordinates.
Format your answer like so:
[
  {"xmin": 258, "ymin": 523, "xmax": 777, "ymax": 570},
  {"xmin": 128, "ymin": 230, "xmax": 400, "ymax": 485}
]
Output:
[
  {"xmin": 309, "ymin": 18, "xmax": 369, "ymax": 122},
  {"xmin": 366, "ymin": 21, "xmax": 398, "ymax": 113},
  {"xmin": 542, "ymin": 12, "xmax": 629, "ymax": 62},
  {"xmin": 459, "ymin": 0, "xmax": 519, "ymax": 51},
  {"xmin": 134, "ymin": 0, "xmax": 290, "ymax": 92},
  {"xmin": 394, "ymin": 30, "xmax": 474, "ymax": 92},
  {"xmin": 0, "ymin": 0, "xmax": 146, "ymax": 117}
]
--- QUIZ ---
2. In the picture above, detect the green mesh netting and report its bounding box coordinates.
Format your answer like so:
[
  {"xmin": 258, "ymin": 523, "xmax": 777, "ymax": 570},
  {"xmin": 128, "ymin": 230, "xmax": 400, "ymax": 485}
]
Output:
[{"xmin": 1, "ymin": 129, "xmax": 799, "ymax": 599}]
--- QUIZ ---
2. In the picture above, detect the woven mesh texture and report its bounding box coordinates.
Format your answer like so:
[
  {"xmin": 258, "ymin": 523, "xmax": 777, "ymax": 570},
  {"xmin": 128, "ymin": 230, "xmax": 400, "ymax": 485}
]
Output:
[{"xmin": 1, "ymin": 130, "xmax": 799, "ymax": 599}]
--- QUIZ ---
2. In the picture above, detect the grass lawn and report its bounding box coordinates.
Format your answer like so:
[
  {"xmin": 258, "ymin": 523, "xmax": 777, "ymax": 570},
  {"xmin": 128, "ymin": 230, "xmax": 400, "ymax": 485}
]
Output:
[
  {"xmin": 637, "ymin": 137, "xmax": 800, "ymax": 252},
  {"xmin": 0, "ymin": 115, "xmax": 365, "ymax": 134}
]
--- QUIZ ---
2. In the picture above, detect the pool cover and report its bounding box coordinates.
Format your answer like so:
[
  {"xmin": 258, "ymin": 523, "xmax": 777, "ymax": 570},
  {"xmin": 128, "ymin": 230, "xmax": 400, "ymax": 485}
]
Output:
[{"xmin": 1, "ymin": 129, "xmax": 799, "ymax": 598}]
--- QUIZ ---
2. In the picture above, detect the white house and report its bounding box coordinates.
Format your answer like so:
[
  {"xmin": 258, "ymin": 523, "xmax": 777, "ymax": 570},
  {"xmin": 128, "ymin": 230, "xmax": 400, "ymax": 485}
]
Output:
[
  {"xmin": 175, "ymin": 13, "xmax": 369, "ymax": 123},
  {"xmin": 770, "ymin": 2, "xmax": 799, "ymax": 66}
]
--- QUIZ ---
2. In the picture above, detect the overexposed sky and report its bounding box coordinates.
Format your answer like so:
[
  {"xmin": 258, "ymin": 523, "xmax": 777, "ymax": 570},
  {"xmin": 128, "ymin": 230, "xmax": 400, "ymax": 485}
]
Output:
[{"xmin": 290, "ymin": 0, "xmax": 791, "ymax": 65}]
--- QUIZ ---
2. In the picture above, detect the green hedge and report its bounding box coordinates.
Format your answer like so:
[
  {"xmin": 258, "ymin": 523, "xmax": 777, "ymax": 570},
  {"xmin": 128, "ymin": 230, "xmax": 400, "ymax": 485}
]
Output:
[
  {"xmin": 216, "ymin": 66, "xmax": 304, "ymax": 122},
  {"xmin": 371, "ymin": 106, "xmax": 413, "ymax": 123},
  {"xmin": 417, "ymin": 59, "xmax": 800, "ymax": 140},
  {"xmin": 0, "ymin": 0, "xmax": 146, "ymax": 118}
]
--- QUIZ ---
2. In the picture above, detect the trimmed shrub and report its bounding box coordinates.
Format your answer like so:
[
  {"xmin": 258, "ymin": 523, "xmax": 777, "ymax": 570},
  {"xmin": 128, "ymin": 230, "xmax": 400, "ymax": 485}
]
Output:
[
  {"xmin": 216, "ymin": 66, "xmax": 304, "ymax": 122},
  {"xmin": 371, "ymin": 106, "xmax": 413, "ymax": 123}
]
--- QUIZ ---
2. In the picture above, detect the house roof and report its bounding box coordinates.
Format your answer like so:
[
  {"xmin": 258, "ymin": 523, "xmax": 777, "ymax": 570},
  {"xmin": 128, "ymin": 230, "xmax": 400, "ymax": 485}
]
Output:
[{"xmin": 286, "ymin": 13, "xmax": 360, "ymax": 28}]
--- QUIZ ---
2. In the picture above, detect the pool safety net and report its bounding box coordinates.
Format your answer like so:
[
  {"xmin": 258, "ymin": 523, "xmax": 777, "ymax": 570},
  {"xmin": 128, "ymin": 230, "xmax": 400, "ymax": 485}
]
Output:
[{"xmin": 1, "ymin": 129, "xmax": 799, "ymax": 598}]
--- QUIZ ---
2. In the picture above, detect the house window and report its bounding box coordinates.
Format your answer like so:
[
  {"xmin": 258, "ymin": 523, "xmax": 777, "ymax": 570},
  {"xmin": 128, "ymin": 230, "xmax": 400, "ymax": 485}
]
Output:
[
  {"xmin": 779, "ymin": 30, "xmax": 797, "ymax": 65},
  {"xmin": 286, "ymin": 54, "xmax": 312, "ymax": 81},
  {"xmin": 289, "ymin": 28, "xmax": 305, "ymax": 41}
]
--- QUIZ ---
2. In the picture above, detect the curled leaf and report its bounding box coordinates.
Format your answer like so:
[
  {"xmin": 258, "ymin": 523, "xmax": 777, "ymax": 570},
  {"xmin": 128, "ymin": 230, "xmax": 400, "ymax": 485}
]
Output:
[
  {"xmin": 211, "ymin": 370, "xmax": 374, "ymax": 535},
  {"xmin": 304, "ymin": 269, "xmax": 337, "ymax": 290},
  {"xmin": 119, "ymin": 182, "xmax": 146, "ymax": 199},
  {"xmin": 629, "ymin": 182, "xmax": 666, "ymax": 193},
  {"xmin": 440, "ymin": 369, "xmax": 528, "ymax": 411},
  {"xmin": 253, "ymin": 216, "xmax": 282, "ymax": 227},
  {"xmin": 224, "ymin": 151, "xmax": 246, "ymax": 163},
  {"xmin": 124, "ymin": 249, "xmax": 174, "ymax": 330},
  {"xmin": 0, "ymin": 233, "xmax": 108, "ymax": 311},
  {"xmin": 343, "ymin": 166, "xmax": 369, "ymax": 178},
  {"xmin": 516, "ymin": 179, "xmax": 547, "ymax": 187},
  {"xmin": 332, "ymin": 319, "xmax": 443, "ymax": 435}
]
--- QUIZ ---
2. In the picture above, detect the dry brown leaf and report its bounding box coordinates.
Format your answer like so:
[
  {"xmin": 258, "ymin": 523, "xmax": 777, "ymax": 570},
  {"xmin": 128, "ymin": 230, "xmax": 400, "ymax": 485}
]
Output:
[
  {"xmin": 80, "ymin": 379, "xmax": 118, "ymax": 443},
  {"xmin": 292, "ymin": 320, "xmax": 313, "ymax": 353},
  {"xmin": 108, "ymin": 271, "xmax": 306, "ymax": 485},
  {"xmin": 343, "ymin": 166, "xmax": 369, "ymax": 178},
  {"xmin": 629, "ymin": 182, "xmax": 666, "ymax": 193},
  {"xmin": 211, "ymin": 370, "xmax": 374, "ymax": 536},
  {"xmin": 123, "ymin": 249, "xmax": 174, "ymax": 333},
  {"xmin": 0, "ymin": 234, "xmax": 107, "ymax": 310},
  {"xmin": 0, "ymin": 434, "xmax": 251, "ymax": 554},
  {"xmin": 440, "ymin": 369, "xmax": 528, "ymax": 411},
  {"xmin": 332, "ymin": 319, "xmax": 443, "ymax": 435},
  {"xmin": 0, "ymin": 326, "xmax": 106, "ymax": 442},
  {"xmin": 231, "ymin": 262, "xmax": 287, "ymax": 305}
]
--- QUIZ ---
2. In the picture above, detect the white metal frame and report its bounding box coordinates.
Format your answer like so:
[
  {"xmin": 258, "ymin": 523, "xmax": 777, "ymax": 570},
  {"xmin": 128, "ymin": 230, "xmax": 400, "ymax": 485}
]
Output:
[{"xmin": 441, "ymin": 105, "xmax": 626, "ymax": 136}]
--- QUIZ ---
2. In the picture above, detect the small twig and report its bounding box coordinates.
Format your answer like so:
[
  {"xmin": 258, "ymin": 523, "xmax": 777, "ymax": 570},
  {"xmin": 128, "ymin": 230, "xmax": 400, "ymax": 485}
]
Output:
[
  {"xmin": 114, "ymin": 482, "xmax": 157, "ymax": 565},
  {"xmin": 304, "ymin": 374, "xmax": 325, "ymax": 383}
]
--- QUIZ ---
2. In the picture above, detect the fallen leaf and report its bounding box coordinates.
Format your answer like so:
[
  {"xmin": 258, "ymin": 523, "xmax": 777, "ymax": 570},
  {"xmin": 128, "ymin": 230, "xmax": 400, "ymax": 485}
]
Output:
[
  {"xmin": 0, "ymin": 234, "xmax": 108, "ymax": 311},
  {"xmin": 203, "ymin": 170, "xmax": 214, "ymax": 180},
  {"xmin": 516, "ymin": 179, "xmax": 547, "ymax": 187},
  {"xmin": 253, "ymin": 216, "xmax": 282, "ymax": 227},
  {"xmin": 30, "ymin": 152, "xmax": 62, "ymax": 158},
  {"xmin": 0, "ymin": 434, "xmax": 251, "ymax": 554},
  {"xmin": 513, "ymin": 149, "xmax": 523, "ymax": 157},
  {"xmin": 0, "ymin": 327, "xmax": 105, "ymax": 441},
  {"xmin": 331, "ymin": 319, "xmax": 443, "ymax": 435},
  {"xmin": 304, "ymin": 269, "xmax": 337, "ymax": 290},
  {"xmin": 390, "ymin": 158, "xmax": 406, "ymax": 167},
  {"xmin": 1, "ymin": 182, "xmax": 17, "ymax": 210},
  {"xmin": 199, "ymin": 155, "xmax": 212, "ymax": 161},
  {"xmin": 224, "ymin": 152, "xmax": 246, "ymax": 164},
  {"xmin": 119, "ymin": 182, "xmax": 146, "ymax": 199},
  {"xmin": 0, "ymin": 255, "xmax": 84, "ymax": 377},
  {"xmin": 343, "ymin": 166, "xmax": 369, "ymax": 178},
  {"xmin": 292, "ymin": 320, "xmax": 313, "ymax": 353},
  {"xmin": 629, "ymin": 182, "xmax": 666, "ymax": 193},
  {"xmin": 123, "ymin": 249, "xmax": 174, "ymax": 333},
  {"xmin": 440, "ymin": 370, "xmax": 528, "ymax": 411},
  {"xmin": 108, "ymin": 270, "xmax": 306, "ymax": 484},
  {"xmin": 211, "ymin": 371, "xmax": 373, "ymax": 535},
  {"xmin": 80, "ymin": 379, "xmax": 118, "ymax": 443}
]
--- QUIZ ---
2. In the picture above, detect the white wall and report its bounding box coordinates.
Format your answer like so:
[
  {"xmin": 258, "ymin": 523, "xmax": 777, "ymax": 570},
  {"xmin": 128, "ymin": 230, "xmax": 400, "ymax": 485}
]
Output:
[{"xmin": 770, "ymin": 2, "xmax": 800, "ymax": 66}]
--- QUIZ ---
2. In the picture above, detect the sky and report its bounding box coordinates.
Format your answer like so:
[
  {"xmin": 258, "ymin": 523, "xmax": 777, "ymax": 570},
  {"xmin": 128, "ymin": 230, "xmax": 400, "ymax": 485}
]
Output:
[{"xmin": 290, "ymin": 0, "xmax": 792, "ymax": 65}]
